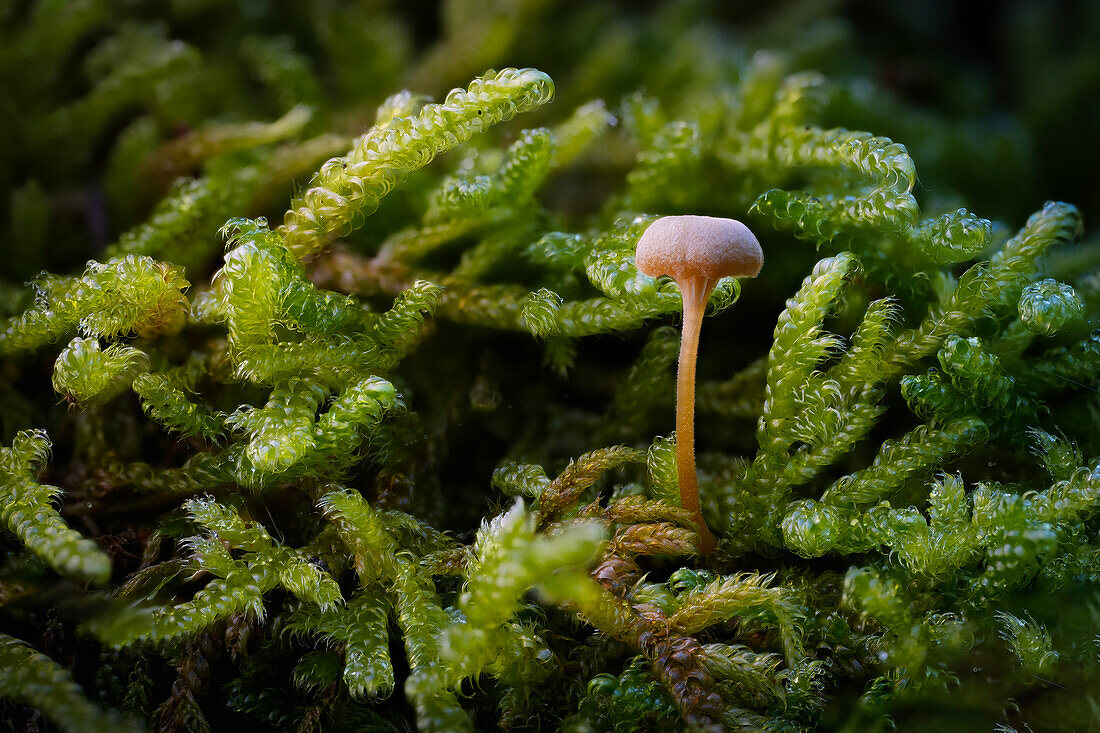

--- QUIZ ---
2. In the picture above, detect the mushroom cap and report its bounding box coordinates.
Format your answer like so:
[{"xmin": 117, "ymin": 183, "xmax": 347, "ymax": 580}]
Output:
[{"xmin": 635, "ymin": 215, "xmax": 763, "ymax": 281}]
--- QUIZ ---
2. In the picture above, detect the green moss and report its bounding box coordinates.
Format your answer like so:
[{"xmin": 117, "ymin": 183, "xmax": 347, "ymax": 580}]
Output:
[{"xmin": 1, "ymin": 2, "xmax": 1099, "ymax": 731}]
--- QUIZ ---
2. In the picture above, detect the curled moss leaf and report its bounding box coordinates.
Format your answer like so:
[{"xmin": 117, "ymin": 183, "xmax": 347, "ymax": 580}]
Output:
[
  {"xmin": 52, "ymin": 338, "xmax": 150, "ymax": 408},
  {"xmin": 0, "ymin": 430, "xmax": 111, "ymax": 584},
  {"xmin": 1, "ymin": 256, "xmax": 189, "ymax": 353},
  {"xmin": 280, "ymin": 68, "xmax": 555, "ymax": 258},
  {"xmin": 1018, "ymin": 278, "xmax": 1085, "ymax": 335}
]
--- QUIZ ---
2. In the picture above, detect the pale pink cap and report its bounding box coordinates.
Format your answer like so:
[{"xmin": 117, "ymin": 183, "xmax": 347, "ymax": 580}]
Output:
[{"xmin": 635, "ymin": 215, "xmax": 763, "ymax": 281}]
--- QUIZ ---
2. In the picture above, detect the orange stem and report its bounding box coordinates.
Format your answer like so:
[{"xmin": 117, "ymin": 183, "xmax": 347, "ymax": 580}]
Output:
[{"xmin": 675, "ymin": 276, "xmax": 718, "ymax": 555}]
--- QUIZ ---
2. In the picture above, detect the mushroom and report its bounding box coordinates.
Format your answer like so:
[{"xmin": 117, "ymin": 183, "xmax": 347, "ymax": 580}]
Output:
[{"xmin": 635, "ymin": 216, "xmax": 763, "ymax": 554}]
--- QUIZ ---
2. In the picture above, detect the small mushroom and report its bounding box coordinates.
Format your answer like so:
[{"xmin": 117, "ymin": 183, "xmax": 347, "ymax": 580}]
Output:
[{"xmin": 636, "ymin": 215, "xmax": 763, "ymax": 554}]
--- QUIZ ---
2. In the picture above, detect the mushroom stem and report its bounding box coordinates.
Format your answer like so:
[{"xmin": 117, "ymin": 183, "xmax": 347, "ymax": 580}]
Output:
[{"xmin": 675, "ymin": 276, "xmax": 718, "ymax": 555}]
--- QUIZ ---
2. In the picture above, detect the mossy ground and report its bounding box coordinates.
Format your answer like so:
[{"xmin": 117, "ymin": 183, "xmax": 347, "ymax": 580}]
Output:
[{"xmin": 1, "ymin": 2, "xmax": 1099, "ymax": 731}]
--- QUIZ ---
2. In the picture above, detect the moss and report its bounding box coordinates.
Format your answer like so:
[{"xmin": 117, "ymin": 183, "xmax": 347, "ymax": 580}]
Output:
[{"xmin": 1, "ymin": 2, "xmax": 1099, "ymax": 731}]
